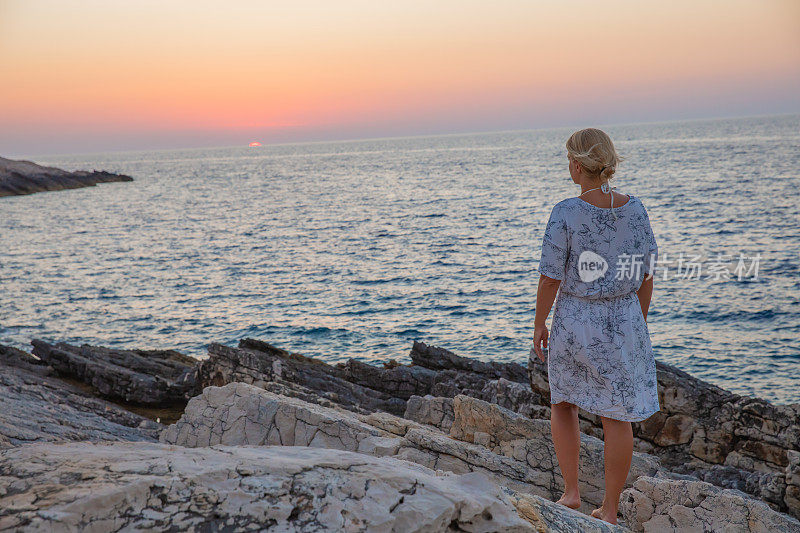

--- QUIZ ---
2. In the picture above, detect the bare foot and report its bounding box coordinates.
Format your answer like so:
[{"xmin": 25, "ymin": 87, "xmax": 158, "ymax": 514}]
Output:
[
  {"xmin": 590, "ymin": 506, "xmax": 618, "ymax": 525},
  {"xmin": 556, "ymin": 492, "xmax": 581, "ymax": 510}
]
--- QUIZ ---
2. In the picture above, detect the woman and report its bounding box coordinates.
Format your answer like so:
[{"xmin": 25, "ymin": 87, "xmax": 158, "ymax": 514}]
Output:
[{"xmin": 530, "ymin": 128, "xmax": 660, "ymax": 525}]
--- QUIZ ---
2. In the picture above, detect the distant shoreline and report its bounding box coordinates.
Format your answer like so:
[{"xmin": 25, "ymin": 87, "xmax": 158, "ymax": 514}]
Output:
[{"xmin": 0, "ymin": 156, "xmax": 133, "ymax": 197}]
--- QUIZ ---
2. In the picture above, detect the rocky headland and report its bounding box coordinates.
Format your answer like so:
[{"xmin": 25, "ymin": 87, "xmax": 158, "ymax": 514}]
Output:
[
  {"xmin": 1, "ymin": 338, "xmax": 798, "ymax": 532},
  {"xmin": 0, "ymin": 156, "xmax": 133, "ymax": 197}
]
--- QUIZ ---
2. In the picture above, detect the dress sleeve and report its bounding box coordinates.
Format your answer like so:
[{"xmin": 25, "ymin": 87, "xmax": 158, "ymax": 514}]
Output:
[
  {"xmin": 641, "ymin": 202, "xmax": 658, "ymax": 277},
  {"xmin": 538, "ymin": 204, "xmax": 569, "ymax": 280}
]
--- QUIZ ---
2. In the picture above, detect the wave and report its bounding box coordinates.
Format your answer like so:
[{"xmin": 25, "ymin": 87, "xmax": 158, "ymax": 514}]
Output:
[{"xmin": 680, "ymin": 308, "xmax": 787, "ymax": 322}]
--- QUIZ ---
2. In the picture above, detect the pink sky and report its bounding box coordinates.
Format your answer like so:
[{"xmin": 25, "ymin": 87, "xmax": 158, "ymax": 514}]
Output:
[{"xmin": 1, "ymin": 0, "xmax": 799, "ymax": 156}]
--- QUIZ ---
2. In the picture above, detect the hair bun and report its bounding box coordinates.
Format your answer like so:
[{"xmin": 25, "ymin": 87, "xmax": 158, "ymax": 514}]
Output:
[{"xmin": 599, "ymin": 165, "xmax": 615, "ymax": 179}]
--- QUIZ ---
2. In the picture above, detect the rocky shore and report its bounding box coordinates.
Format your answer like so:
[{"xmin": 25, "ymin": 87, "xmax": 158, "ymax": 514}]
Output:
[
  {"xmin": 1, "ymin": 338, "xmax": 798, "ymax": 532},
  {"xmin": 0, "ymin": 156, "xmax": 133, "ymax": 197}
]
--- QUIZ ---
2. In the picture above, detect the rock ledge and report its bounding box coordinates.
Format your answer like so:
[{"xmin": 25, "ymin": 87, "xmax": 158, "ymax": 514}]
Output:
[{"xmin": 0, "ymin": 156, "xmax": 133, "ymax": 197}]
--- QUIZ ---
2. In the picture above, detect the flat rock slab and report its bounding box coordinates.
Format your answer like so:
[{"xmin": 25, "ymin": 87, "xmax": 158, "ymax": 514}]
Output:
[
  {"xmin": 159, "ymin": 381, "xmax": 389, "ymax": 450},
  {"xmin": 199, "ymin": 340, "xmax": 406, "ymax": 415},
  {"xmin": 0, "ymin": 345, "xmax": 160, "ymax": 447},
  {"xmin": 31, "ymin": 339, "xmax": 199, "ymax": 406},
  {"xmin": 620, "ymin": 475, "xmax": 800, "ymax": 533},
  {"xmin": 161, "ymin": 382, "xmax": 659, "ymax": 515},
  {"xmin": 506, "ymin": 489, "xmax": 627, "ymax": 533},
  {"xmin": 0, "ymin": 441, "xmax": 537, "ymax": 532}
]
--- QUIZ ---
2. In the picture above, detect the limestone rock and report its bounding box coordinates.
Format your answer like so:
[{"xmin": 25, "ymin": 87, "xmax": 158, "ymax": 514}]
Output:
[
  {"xmin": 161, "ymin": 382, "xmax": 658, "ymax": 515},
  {"xmin": 0, "ymin": 344, "xmax": 50, "ymax": 375},
  {"xmin": 410, "ymin": 340, "xmax": 528, "ymax": 383},
  {"xmin": 31, "ymin": 339, "xmax": 199, "ymax": 406},
  {"xmin": 0, "ymin": 345, "xmax": 160, "ymax": 446},
  {"xmin": 505, "ymin": 488, "xmax": 627, "ymax": 532},
  {"xmin": 159, "ymin": 382, "xmax": 390, "ymax": 451},
  {"xmin": 200, "ymin": 339, "xmax": 546, "ymax": 424},
  {"xmin": 0, "ymin": 441, "xmax": 537, "ymax": 532},
  {"xmin": 620, "ymin": 475, "xmax": 800, "ymax": 532},
  {"xmin": 653, "ymin": 414, "xmax": 696, "ymax": 446},
  {"xmin": 785, "ymin": 451, "xmax": 800, "ymax": 512},
  {"xmin": 479, "ymin": 377, "xmax": 552, "ymax": 420},
  {"xmin": 340, "ymin": 357, "xmax": 437, "ymax": 400},
  {"xmin": 198, "ymin": 340, "xmax": 406, "ymax": 415},
  {"xmin": 7, "ymin": 332, "xmax": 800, "ymax": 530},
  {"xmin": 359, "ymin": 410, "xmax": 436, "ymax": 438},
  {"xmin": 404, "ymin": 394, "xmax": 455, "ymax": 432}
]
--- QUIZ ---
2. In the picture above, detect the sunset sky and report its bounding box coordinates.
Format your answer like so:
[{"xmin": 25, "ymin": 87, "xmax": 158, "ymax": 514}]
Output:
[{"xmin": 1, "ymin": 0, "xmax": 799, "ymax": 156}]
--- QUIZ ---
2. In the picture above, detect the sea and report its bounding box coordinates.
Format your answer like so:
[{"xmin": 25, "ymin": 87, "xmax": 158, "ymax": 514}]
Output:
[{"xmin": 2, "ymin": 113, "xmax": 799, "ymax": 404}]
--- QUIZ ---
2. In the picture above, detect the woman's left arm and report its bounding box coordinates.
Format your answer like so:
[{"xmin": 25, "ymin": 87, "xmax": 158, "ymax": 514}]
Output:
[
  {"xmin": 532, "ymin": 273, "xmax": 561, "ymax": 362},
  {"xmin": 637, "ymin": 274, "xmax": 653, "ymax": 321},
  {"xmin": 640, "ymin": 202, "xmax": 657, "ymax": 322}
]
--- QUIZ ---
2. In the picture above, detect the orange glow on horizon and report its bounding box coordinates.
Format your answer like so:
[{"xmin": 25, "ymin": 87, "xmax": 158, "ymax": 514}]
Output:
[{"xmin": 1, "ymin": 0, "xmax": 798, "ymax": 153}]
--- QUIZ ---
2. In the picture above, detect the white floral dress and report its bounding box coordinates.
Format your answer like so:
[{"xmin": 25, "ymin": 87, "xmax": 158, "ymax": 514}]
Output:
[{"xmin": 533, "ymin": 194, "xmax": 660, "ymax": 422}]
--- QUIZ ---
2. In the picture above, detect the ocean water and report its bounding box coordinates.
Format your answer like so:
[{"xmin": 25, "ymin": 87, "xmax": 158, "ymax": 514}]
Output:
[{"xmin": 2, "ymin": 114, "xmax": 799, "ymax": 404}]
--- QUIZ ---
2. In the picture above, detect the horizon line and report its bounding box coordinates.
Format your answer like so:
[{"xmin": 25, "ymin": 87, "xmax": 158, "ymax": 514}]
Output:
[{"xmin": 16, "ymin": 109, "xmax": 800, "ymax": 160}]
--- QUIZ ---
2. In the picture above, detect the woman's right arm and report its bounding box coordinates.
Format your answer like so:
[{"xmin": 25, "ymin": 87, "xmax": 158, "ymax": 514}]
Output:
[
  {"xmin": 532, "ymin": 273, "xmax": 561, "ymax": 362},
  {"xmin": 533, "ymin": 203, "xmax": 568, "ymax": 363}
]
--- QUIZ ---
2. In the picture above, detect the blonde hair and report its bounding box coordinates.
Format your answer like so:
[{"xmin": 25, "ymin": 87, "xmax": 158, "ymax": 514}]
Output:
[{"xmin": 566, "ymin": 128, "xmax": 625, "ymax": 182}]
